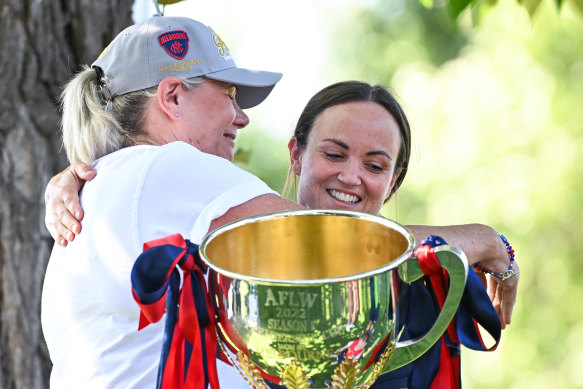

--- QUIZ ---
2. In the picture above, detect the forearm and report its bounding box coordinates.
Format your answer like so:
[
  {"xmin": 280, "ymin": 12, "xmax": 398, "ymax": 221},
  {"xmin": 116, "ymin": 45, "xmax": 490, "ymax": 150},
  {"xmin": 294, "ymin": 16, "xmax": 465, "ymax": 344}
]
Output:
[{"xmin": 406, "ymin": 223, "xmax": 504, "ymax": 269}]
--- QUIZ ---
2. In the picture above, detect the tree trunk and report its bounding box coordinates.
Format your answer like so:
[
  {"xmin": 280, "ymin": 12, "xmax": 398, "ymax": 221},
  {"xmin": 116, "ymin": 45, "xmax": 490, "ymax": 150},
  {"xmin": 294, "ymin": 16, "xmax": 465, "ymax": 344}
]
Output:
[{"xmin": 0, "ymin": 1, "xmax": 133, "ymax": 387}]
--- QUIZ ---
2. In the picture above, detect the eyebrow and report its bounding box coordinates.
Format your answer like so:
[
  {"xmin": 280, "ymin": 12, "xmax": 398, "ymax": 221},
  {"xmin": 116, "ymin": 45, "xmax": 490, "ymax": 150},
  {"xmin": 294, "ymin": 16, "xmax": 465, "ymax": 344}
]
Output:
[{"xmin": 322, "ymin": 138, "xmax": 393, "ymax": 160}]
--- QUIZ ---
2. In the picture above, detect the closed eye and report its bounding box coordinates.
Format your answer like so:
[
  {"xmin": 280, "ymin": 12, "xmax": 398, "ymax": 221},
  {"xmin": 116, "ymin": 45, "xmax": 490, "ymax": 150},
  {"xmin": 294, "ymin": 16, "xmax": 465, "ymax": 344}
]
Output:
[
  {"xmin": 367, "ymin": 163, "xmax": 385, "ymax": 173},
  {"xmin": 324, "ymin": 152, "xmax": 344, "ymax": 161}
]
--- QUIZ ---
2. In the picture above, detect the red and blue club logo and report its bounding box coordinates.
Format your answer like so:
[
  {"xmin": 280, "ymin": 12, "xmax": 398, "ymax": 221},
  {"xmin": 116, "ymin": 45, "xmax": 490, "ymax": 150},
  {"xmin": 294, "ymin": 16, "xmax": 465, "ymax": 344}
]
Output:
[{"xmin": 158, "ymin": 30, "xmax": 189, "ymax": 60}]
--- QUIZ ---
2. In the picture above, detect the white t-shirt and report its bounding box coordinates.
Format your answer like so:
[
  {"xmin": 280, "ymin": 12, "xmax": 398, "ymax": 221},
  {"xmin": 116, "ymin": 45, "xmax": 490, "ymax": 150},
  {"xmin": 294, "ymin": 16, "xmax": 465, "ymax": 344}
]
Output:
[{"xmin": 41, "ymin": 142, "xmax": 274, "ymax": 388}]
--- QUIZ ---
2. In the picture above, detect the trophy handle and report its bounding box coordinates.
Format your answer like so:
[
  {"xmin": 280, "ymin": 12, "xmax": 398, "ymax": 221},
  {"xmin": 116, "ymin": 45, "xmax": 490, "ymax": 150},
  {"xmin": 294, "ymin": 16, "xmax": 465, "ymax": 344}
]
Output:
[{"xmin": 383, "ymin": 245, "xmax": 468, "ymax": 373}]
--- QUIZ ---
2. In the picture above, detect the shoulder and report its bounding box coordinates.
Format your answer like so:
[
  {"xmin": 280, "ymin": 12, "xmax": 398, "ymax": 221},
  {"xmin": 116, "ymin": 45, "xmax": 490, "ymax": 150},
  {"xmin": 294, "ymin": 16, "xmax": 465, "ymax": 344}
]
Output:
[{"xmin": 152, "ymin": 141, "xmax": 240, "ymax": 170}]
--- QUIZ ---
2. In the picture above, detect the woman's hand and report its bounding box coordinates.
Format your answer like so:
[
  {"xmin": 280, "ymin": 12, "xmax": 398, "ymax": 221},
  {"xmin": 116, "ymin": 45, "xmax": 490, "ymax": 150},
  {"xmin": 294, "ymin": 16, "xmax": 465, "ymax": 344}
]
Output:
[
  {"xmin": 465, "ymin": 229, "xmax": 519, "ymax": 329},
  {"xmin": 487, "ymin": 266, "xmax": 519, "ymax": 328},
  {"xmin": 44, "ymin": 163, "xmax": 96, "ymax": 246}
]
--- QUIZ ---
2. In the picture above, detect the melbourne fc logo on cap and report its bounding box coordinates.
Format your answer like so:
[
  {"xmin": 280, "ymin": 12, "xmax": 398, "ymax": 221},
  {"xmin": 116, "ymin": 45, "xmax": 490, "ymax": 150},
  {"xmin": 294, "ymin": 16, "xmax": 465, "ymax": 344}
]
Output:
[{"xmin": 158, "ymin": 30, "xmax": 189, "ymax": 60}]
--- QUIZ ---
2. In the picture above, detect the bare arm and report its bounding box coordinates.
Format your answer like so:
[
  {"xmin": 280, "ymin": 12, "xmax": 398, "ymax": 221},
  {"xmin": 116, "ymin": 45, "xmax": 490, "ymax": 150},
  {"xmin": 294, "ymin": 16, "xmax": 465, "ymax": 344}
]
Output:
[
  {"xmin": 408, "ymin": 224, "xmax": 504, "ymax": 269},
  {"xmin": 407, "ymin": 223, "xmax": 518, "ymax": 328},
  {"xmin": 209, "ymin": 193, "xmax": 303, "ymax": 232},
  {"xmin": 44, "ymin": 163, "xmax": 96, "ymax": 246}
]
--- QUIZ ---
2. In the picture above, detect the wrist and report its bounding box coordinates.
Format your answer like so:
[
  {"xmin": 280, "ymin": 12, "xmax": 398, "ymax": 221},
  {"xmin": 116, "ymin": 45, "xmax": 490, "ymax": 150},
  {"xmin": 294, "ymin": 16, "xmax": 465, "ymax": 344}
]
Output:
[{"xmin": 473, "ymin": 234, "xmax": 518, "ymax": 282}]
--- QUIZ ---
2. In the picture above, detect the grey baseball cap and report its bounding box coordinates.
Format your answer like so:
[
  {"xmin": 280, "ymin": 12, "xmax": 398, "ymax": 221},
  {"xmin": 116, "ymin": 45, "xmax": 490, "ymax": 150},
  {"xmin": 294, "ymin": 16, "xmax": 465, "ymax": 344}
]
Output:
[{"xmin": 92, "ymin": 15, "xmax": 282, "ymax": 109}]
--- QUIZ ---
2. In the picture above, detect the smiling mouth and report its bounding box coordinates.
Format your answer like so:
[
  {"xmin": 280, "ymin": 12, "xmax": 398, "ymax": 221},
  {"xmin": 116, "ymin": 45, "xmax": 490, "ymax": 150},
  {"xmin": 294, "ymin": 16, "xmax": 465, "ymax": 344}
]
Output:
[{"xmin": 328, "ymin": 189, "xmax": 361, "ymax": 204}]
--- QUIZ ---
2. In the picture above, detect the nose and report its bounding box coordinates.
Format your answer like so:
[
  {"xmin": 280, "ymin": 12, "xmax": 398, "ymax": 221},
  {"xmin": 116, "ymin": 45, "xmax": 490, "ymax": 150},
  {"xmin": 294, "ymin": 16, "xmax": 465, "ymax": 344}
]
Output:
[
  {"xmin": 337, "ymin": 160, "xmax": 362, "ymax": 186},
  {"xmin": 233, "ymin": 100, "xmax": 250, "ymax": 129}
]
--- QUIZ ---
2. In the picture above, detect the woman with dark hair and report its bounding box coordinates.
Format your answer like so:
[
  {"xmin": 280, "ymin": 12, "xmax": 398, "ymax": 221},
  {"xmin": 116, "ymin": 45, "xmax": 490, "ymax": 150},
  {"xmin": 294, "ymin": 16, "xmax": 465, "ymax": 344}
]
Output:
[
  {"xmin": 284, "ymin": 80, "xmax": 517, "ymax": 388},
  {"xmin": 285, "ymin": 81, "xmax": 410, "ymax": 208}
]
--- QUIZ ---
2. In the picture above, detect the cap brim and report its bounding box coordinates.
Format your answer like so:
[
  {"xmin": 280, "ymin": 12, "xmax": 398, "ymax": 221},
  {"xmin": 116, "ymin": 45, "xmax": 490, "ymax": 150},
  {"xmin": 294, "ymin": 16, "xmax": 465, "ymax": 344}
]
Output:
[{"xmin": 205, "ymin": 67, "xmax": 282, "ymax": 109}]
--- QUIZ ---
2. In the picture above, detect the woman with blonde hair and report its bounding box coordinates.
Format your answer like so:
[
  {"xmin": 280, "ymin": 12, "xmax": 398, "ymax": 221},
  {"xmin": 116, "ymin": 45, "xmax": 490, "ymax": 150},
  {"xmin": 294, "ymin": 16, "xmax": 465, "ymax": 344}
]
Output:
[{"xmin": 41, "ymin": 14, "xmax": 304, "ymax": 388}]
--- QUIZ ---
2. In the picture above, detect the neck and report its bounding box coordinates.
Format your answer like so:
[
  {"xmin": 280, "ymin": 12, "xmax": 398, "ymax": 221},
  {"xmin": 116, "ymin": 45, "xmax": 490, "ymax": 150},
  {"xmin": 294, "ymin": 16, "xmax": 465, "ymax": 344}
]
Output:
[
  {"xmin": 123, "ymin": 133, "xmax": 160, "ymax": 147},
  {"xmin": 135, "ymin": 103, "xmax": 178, "ymax": 147}
]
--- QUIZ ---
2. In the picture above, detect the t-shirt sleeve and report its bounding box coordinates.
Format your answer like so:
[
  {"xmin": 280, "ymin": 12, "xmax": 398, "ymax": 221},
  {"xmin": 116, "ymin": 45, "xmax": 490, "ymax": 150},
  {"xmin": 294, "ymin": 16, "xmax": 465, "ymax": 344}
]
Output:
[{"xmin": 135, "ymin": 142, "xmax": 277, "ymax": 246}]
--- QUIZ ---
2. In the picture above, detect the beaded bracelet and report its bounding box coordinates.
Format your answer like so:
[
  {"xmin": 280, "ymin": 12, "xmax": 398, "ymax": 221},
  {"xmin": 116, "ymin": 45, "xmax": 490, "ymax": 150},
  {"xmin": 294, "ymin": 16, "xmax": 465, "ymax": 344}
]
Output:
[{"xmin": 473, "ymin": 234, "xmax": 518, "ymax": 281}]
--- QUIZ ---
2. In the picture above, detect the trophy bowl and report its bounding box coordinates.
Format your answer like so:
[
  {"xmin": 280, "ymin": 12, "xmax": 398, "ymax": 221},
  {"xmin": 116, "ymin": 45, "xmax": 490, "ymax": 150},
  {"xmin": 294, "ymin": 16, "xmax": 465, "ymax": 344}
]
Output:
[{"xmin": 199, "ymin": 209, "xmax": 467, "ymax": 388}]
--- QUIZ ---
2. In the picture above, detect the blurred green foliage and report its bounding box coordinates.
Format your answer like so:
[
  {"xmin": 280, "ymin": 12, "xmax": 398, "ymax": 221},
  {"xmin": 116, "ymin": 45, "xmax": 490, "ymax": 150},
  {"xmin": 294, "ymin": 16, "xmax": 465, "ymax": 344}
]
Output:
[
  {"xmin": 331, "ymin": 0, "xmax": 470, "ymax": 79},
  {"xmin": 234, "ymin": 126, "xmax": 291, "ymax": 195},
  {"xmin": 237, "ymin": 0, "xmax": 583, "ymax": 387},
  {"xmin": 154, "ymin": 0, "xmax": 187, "ymax": 15},
  {"xmin": 426, "ymin": 0, "xmax": 583, "ymax": 22}
]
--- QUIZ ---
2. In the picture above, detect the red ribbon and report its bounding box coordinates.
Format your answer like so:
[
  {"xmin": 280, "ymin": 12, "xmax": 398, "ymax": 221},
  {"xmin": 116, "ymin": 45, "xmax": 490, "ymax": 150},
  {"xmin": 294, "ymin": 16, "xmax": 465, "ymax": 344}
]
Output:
[
  {"xmin": 416, "ymin": 243, "xmax": 460, "ymax": 389},
  {"xmin": 416, "ymin": 244, "xmax": 459, "ymax": 343}
]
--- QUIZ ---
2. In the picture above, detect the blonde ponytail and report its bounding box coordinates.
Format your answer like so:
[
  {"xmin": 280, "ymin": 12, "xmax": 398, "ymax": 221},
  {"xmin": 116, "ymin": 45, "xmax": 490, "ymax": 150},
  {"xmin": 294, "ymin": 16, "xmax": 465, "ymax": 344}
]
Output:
[
  {"xmin": 60, "ymin": 66, "xmax": 124, "ymax": 164},
  {"xmin": 60, "ymin": 66, "xmax": 204, "ymax": 164}
]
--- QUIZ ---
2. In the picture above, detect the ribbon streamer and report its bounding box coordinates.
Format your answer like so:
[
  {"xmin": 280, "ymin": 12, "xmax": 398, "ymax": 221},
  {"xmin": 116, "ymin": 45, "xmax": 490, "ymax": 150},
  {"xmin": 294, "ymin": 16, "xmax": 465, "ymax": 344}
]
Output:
[{"xmin": 131, "ymin": 233, "xmax": 220, "ymax": 389}]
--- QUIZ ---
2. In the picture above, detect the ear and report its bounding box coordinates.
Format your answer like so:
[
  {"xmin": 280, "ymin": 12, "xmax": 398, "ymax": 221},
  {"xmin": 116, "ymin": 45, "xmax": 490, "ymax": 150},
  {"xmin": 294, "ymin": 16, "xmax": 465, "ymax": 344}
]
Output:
[
  {"xmin": 385, "ymin": 168, "xmax": 402, "ymax": 202},
  {"xmin": 156, "ymin": 77, "xmax": 184, "ymax": 120},
  {"xmin": 288, "ymin": 137, "xmax": 303, "ymax": 175}
]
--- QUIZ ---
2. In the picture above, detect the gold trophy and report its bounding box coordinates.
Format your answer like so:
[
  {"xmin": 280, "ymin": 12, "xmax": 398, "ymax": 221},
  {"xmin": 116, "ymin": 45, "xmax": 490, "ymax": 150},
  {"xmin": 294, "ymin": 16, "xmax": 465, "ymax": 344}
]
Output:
[{"xmin": 199, "ymin": 210, "xmax": 468, "ymax": 388}]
